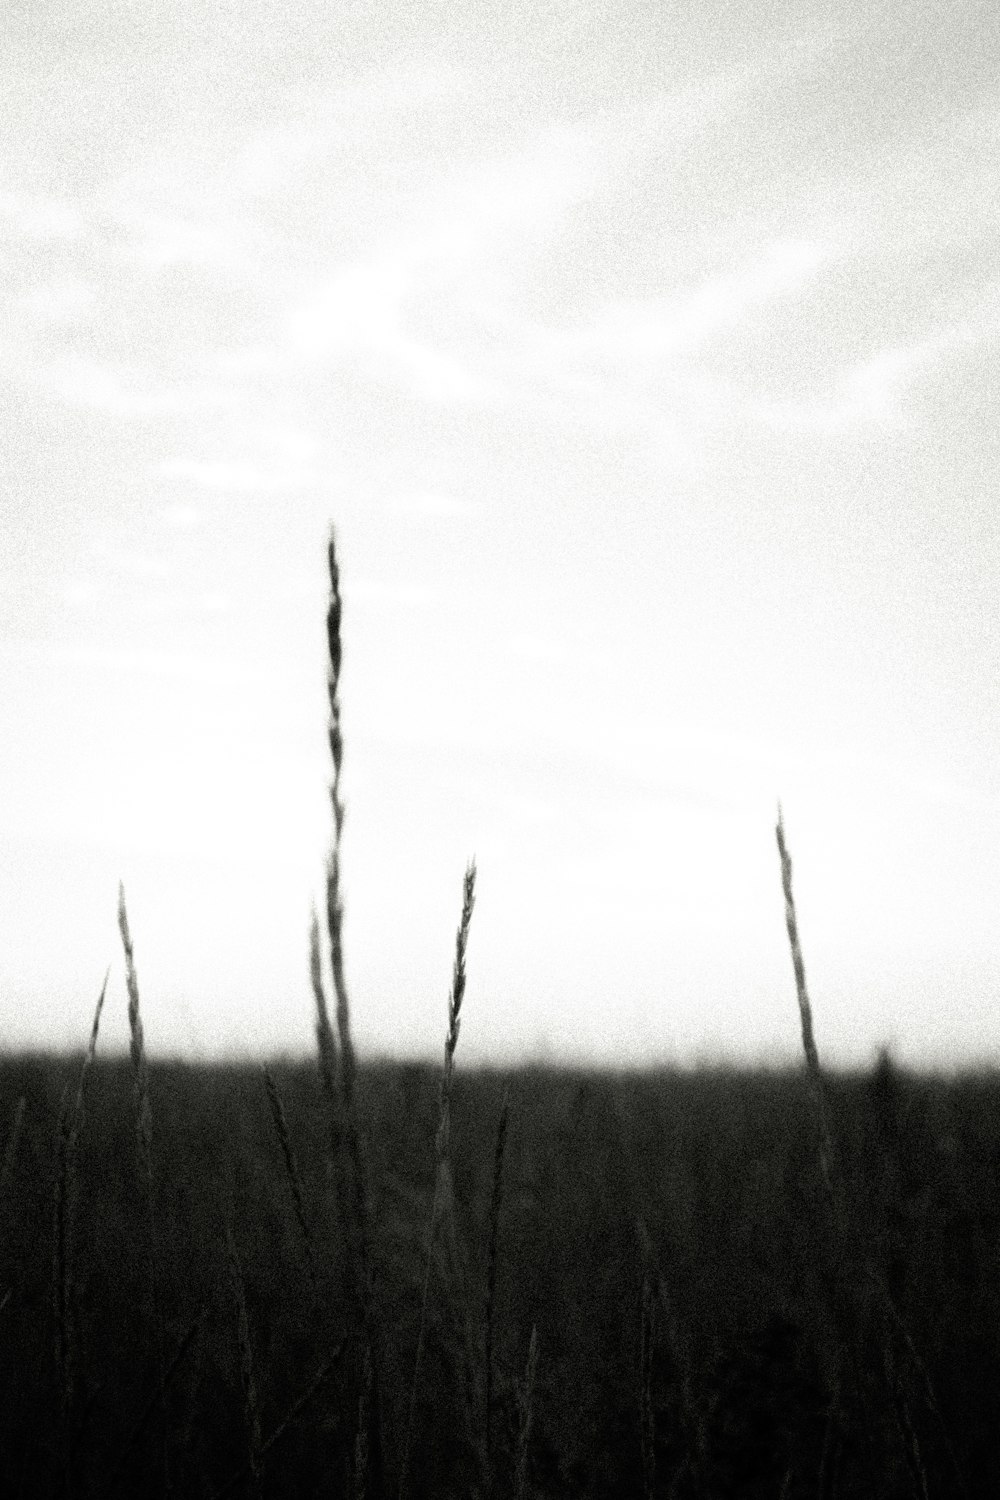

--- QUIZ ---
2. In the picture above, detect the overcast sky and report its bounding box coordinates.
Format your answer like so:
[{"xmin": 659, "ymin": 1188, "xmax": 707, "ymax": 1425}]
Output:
[{"xmin": 1, "ymin": 1, "xmax": 998, "ymax": 1068}]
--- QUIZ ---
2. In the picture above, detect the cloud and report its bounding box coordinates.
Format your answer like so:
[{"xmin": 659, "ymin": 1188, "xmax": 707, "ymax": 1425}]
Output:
[
  {"xmin": 17, "ymin": 352, "xmax": 238, "ymax": 418},
  {"xmin": 384, "ymin": 489, "xmax": 476, "ymax": 520},
  {"xmin": 509, "ymin": 634, "xmax": 568, "ymax": 666},
  {"xmin": 752, "ymin": 301, "xmax": 1000, "ymax": 432},
  {"xmin": 347, "ymin": 577, "xmax": 441, "ymax": 610},
  {"xmin": 159, "ymin": 501, "xmax": 202, "ymax": 529},
  {"xmin": 14, "ymin": 276, "xmax": 95, "ymax": 328},
  {"xmin": 158, "ymin": 456, "xmax": 316, "ymax": 493},
  {"xmin": 111, "ymin": 211, "xmax": 244, "ymax": 272},
  {"xmin": 283, "ymin": 251, "xmax": 491, "ymax": 403},
  {"xmin": 0, "ymin": 190, "xmax": 85, "ymax": 242},
  {"xmin": 157, "ymin": 425, "xmax": 321, "ymax": 495},
  {"xmin": 576, "ymin": 240, "xmax": 833, "ymax": 362},
  {"xmin": 88, "ymin": 539, "xmax": 170, "ymax": 580},
  {"xmin": 7, "ymin": 639, "xmax": 262, "ymax": 689}
]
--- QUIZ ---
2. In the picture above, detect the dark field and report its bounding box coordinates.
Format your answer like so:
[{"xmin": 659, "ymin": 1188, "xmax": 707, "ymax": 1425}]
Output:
[{"xmin": 2, "ymin": 1050, "xmax": 1000, "ymax": 1498}]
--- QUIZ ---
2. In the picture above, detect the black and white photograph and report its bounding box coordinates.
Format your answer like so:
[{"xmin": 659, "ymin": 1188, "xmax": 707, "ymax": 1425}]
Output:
[{"xmin": 1, "ymin": 1, "xmax": 998, "ymax": 1494}]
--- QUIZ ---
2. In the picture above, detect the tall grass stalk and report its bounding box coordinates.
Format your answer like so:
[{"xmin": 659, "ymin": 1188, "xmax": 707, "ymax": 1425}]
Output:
[
  {"xmin": 226, "ymin": 1224, "xmax": 263, "ymax": 1498},
  {"xmin": 775, "ymin": 810, "xmax": 838, "ymax": 1215},
  {"xmin": 639, "ymin": 1271, "xmax": 656, "ymax": 1500},
  {"xmin": 354, "ymin": 1339, "xmax": 374, "ymax": 1500},
  {"xmin": 323, "ymin": 532, "xmax": 368, "ymax": 1279},
  {"xmin": 399, "ymin": 860, "xmax": 477, "ymax": 1500},
  {"xmin": 636, "ymin": 1215, "xmax": 706, "ymax": 1497},
  {"xmin": 326, "ymin": 529, "xmax": 356, "ymax": 1114},
  {"xmin": 484, "ymin": 1086, "xmax": 510, "ymax": 1476},
  {"xmin": 106, "ymin": 1311, "xmax": 207, "ymax": 1499},
  {"xmin": 514, "ymin": 1325, "xmax": 538, "ymax": 1500},
  {"xmin": 118, "ymin": 886, "xmax": 153, "ymax": 1193},
  {"xmin": 54, "ymin": 969, "xmax": 110, "ymax": 1489},
  {"xmin": 53, "ymin": 1085, "xmax": 73, "ymax": 1494},
  {"xmin": 69, "ymin": 968, "xmax": 109, "ymax": 1152},
  {"xmin": 263, "ymin": 1067, "xmax": 318, "ymax": 1296},
  {"xmin": 326, "ymin": 531, "xmax": 358, "ymax": 1116},
  {"xmin": 1, "ymin": 1094, "xmax": 25, "ymax": 1203},
  {"xmin": 774, "ymin": 809, "xmax": 935, "ymax": 1489},
  {"xmin": 323, "ymin": 526, "xmax": 380, "ymax": 1493},
  {"xmin": 117, "ymin": 883, "xmax": 166, "ymax": 1491},
  {"xmin": 310, "ymin": 907, "xmax": 339, "ymax": 1119},
  {"xmin": 213, "ymin": 1341, "xmax": 347, "ymax": 1500}
]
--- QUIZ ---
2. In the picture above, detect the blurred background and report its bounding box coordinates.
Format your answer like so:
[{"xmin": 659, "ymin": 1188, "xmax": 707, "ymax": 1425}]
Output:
[{"xmin": 1, "ymin": 0, "xmax": 997, "ymax": 1067}]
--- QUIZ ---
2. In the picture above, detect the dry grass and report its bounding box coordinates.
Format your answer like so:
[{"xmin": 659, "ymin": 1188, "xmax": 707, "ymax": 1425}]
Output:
[
  {"xmin": 774, "ymin": 809, "xmax": 971, "ymax": 1499},
  {"xmin": 399, "ymin": 861, "xmax": 478, "ymax": 1500},
  {"xmin": 320, "ymin": 532, "xmax": 370, "ymax": 1320},
  {"xmin": 514, "ymin": 1325, "xmax": 538, "ymax": 1500},
  {"xmin": 226, "ymin": 1223, "xmax": 264, "ymax": 1497},
  {"xmin": 53, "ymin": 968, "xmax": 110, "ymax": 1485},
  {"xmin": 775, "ymin": 809, "xmax": 838, "ymax": 1217},
  {"xmin": 484, "ymin": 1086, "xmax": 510, "ymax": 1477},
  {"xmin": 310, "ymin": 905, "xmax": 339, "ymax": 1122},
  {"xmin": 263, "ymin": 1066, "xmax": 318, "ymax": 1297},
  {"xmin": 639, "ymin": 1268, "xmax": 656, "ymax": 1500},
  {"xmin": 118, "ymin": 885, "xmax": 153, "ymax": 1191},
  {"xmin": 117, "ymin": 883, "xmax": 167, "ymax": 1493},
  {"xmin": 0, "ymin": 1092, "xmax": 25, "ymax": 1203},
  {"xmin": 2, "ymin": 526, "xmax": 986, "ymax": 1497}
]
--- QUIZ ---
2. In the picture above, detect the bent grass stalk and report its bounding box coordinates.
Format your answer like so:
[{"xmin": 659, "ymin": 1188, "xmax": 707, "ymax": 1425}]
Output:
[
  {"xmin": 106, "ymin": 1311, "xmax": 207, "ymax": 1498},
  {"xmin": 212, "ymin": 1341, "xmax": 347, "ymax": 1500},
  {"xmin": 399, "ymin": 860, "xmax": 477, "ymax": 1500}
]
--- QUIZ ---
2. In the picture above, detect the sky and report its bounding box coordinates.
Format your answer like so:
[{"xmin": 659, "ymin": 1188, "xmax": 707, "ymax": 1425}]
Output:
[{"xmin": 1, "ymin": 0, "xmax": 998, "ymax": 1069}]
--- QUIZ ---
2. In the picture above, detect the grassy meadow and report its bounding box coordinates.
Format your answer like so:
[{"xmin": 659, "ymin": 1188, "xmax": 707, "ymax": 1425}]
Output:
[
  {"xmin": 3, "ymin": 1047, "xmax": 1000, "ymax": 1498},
  {"xmin": 4, "ymin": 531, "xmax": 999, "ymax": 1498}
]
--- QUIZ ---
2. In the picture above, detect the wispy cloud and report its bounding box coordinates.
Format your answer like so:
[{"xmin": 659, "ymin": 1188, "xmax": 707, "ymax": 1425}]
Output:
[
  {"xmin": 2, "ymin": 638, "xmax": 262, "ymax": 688},
  {"xmin": 159, "ymin": 501, "xmax": 202, "ymax": 529},
  {"xmin": 576, "ymin": 240, "xmax": 834, "ymax": 362},
  {"xmin": 384, "ymin": 489, "xmax": 476, "ymax": 520},
  {"xmin": 158, "ymin": 455, "xmax": 317, "ymax": 493},
  {"xmin": 347, "ymin": 577, "xmax": 441, "ymax": 611},
  {"xmin": 284, "ymin": 253, "xmax": 487, "ymax": 402},
  {"xmin": 14, "ymin": 275, "xmax": 95, "ymax": 328},
  {"xmin": 110, "ymin": 211, "xmax": 246, "ymax": 272},
  {"xmin": 0, "ymin": 189, "xmax": 85, "ymax": 242},
  {"xmin": 751, "ymin": 299, "xmax": 1000, "ymax": 432}
]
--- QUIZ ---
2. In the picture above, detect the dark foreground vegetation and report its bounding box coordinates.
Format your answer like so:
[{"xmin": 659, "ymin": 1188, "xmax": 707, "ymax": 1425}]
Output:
[
  {"xmin": 4, "ymin": 528, "xmax": 988, "ymax": 1497},
  {"xmin": 1, "ymin": 1048, "xmax": 1000, "ymax": 1498}
]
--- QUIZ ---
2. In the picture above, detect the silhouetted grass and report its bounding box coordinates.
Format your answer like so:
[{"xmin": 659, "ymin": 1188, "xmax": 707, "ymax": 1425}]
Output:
[
  {"xmin": 1, "ymin": 529, "xmax": 994, "ymax": 1497},
  {"xmin": 0, "ymin": 1051, "xmax": 998, "ymax": 1496}
]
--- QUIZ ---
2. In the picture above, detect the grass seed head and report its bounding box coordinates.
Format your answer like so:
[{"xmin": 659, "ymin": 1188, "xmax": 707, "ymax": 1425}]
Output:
[
  {"xmin": 118, "ymin": 884, "xmax": 152, "ymax": 1177},
  {"xmin": 436, "ymin": 861, "xmax": 476, "ymax": 1164}
]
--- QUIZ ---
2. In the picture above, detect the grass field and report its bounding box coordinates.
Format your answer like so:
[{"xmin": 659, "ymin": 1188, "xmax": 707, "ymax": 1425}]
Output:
[
  {"xmin": 4, "ymin": 529, "xmax": 997, "ymax": 1498},
  {"xmin": 2, "ymin": 1047, "xmax": 1000, "ymax": 1497}
]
